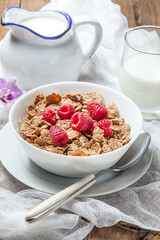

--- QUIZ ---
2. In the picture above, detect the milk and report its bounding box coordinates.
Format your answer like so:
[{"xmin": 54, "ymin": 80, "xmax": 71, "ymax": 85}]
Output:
[
  {"xmin": 119, "ymin": 53, "xmax": 160, "ymax": 109},
  {"xmin": 20, "ymin": 17, "xmax": 68, "ymax": 37}
]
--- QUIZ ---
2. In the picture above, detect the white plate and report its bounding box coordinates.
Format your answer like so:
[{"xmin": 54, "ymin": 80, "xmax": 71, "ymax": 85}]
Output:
[{"xmin": 0, "ymin": 123, "xmax": 153, "ymax": 197}]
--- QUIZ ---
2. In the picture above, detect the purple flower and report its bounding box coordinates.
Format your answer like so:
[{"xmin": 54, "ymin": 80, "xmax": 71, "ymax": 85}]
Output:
[{"xmin": 0, "ymin": 77, "xmax": 23, "ymax": 104}]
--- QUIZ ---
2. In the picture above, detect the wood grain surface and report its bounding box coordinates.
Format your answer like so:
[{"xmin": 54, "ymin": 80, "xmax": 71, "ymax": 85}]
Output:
[
  {"xmin": 112, "ymin": 0, "xmax": 160, "ymax": 27},
  {"xmin": 0, "ymin": 0, "xmax": 160, "ymax": 239}
]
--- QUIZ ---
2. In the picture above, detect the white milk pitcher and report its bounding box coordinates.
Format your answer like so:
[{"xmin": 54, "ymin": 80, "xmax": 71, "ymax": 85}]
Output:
[{"xmin": 1, "ymin": 7, "xmax": 102, "ymax": 90}]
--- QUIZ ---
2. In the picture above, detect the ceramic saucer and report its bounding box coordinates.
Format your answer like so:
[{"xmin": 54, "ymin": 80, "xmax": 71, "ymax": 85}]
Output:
[{"xmin": 0, "ymin": 123, "xmax": 153, "ymax": 197}]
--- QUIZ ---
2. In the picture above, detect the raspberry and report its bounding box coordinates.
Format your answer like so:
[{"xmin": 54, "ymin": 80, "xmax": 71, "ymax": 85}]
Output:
[
  {"xmin": 57, "ymin": 104, "xmax": 75, "ymax": 120},
  {"xmin": 87, "ymin": 101, "xmax": 108, "ymax": 121},
  {"xmin": 70, "ymin": 112, "xmax": 93, "ymax": 132},
  {"xmin": 95, "ymin": 119, "xmax": 113, "ymax": 137},
  {"xmin": 49, "ymin": 125, "xmax": 68, "ymax": 146},
  {"xmin": 39, "ymin": 109, "xmax": 56, "ymax": 125}
]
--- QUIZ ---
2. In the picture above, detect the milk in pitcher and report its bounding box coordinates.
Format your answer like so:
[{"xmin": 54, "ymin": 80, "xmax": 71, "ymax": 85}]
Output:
[{"xmin": 20, "ymin": 16, "xmax": 68, "ymax": 37}]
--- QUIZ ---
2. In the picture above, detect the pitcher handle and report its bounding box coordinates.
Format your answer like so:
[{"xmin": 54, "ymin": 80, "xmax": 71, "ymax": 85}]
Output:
[{"xmin": 73, "ymin": 16, "xmax": 102, "ymax": 62}]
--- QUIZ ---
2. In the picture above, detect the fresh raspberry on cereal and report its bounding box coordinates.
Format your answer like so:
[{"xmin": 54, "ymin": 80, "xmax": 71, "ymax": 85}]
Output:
[
  {"xmin": 95, "ymin": 119, "xmax": 113, "ymax": 137},
  {"xmin": 70, "ymin": 112, "xmax": 93, "ymax": 132},
  {"xmin": 39, "ymin": 109, "xmax": 56, "ymax": 125},
  {"xmin": 57, "ymin": 104, "xmax": 75, "ymax": 120},
  {"xmin": 87, "ymin": 101, "xmax": 108, "ymax": 121},
  {"xmin": 19, "ymin": 91, "xmax": 131, "ymax": 156},
  {"xmin": 49, "ymin": 125, "xmax": 68, "ymax": 146}
]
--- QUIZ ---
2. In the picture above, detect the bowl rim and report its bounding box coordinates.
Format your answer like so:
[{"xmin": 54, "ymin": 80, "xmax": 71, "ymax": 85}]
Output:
[{"xmin": 9, "ymin": 81, "xmax": 143, "ymax": 160}]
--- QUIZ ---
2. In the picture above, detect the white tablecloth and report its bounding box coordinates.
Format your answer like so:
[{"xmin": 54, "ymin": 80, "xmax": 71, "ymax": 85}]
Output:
[{"xmin": 0, "ymin": 1, "xmax": 160, "ymax": 239}]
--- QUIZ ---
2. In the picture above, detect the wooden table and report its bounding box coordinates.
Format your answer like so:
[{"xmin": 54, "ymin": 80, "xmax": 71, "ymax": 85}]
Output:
[{"xmin": 0, "ymin": 0, "xmax": 160, "ymax": 239}]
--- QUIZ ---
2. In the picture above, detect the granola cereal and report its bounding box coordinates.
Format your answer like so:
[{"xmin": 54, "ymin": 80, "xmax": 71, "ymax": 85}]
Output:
[{"xmin": 19, "ymin": 91, "xmax": 131, "ymax": 156}]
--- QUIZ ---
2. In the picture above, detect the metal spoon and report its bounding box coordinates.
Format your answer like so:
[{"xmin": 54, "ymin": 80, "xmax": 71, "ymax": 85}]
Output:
[{"xmin": 26, "ymin": 132, "xmax": 151, "ymax": 223}]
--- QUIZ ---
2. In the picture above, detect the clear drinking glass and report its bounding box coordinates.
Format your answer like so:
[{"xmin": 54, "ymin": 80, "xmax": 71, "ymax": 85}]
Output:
[{"xmin": 119, "ymin": 26, "xmax": 160, "ymax": 120}]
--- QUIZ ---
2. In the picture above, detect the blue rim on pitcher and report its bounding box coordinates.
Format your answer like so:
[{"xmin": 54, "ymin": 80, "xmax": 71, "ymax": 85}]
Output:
[{"xmin": 1, "ymin": 6, "xmax": 72, "ymax": 40}]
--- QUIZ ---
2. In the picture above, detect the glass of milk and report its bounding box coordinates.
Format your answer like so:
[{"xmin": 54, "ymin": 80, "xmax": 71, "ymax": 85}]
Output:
[{"xmin": 119, "ymin": 26, "xmax": 160, "ymax": 120}]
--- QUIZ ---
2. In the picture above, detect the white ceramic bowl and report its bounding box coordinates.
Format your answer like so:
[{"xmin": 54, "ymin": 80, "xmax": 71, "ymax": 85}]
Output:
[{"xmin": 9, "ymin": 82, "xmax": 143, "ymax": 177}]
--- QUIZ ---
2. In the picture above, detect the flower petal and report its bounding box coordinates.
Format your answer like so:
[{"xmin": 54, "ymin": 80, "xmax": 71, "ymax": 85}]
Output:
[
  {"xmin": 0, "ymin": 97, "xmax": 7, "ymax": 104},
  {"xmin": 6, "ymin": 93, "xmax": 15, "ymax": 101},
  {"xmin": 7, "ymin": 77, "xmax": 17, "ymax": 90},
  {"xmin": 0, "ymin": 78, "xmax": 7, "ymax": 89},
  {"xmin": 7, "ymin": 77, "xmax": 23, "ymax": 99},
  {"xmin": 11, "ymin": 86, "xmax": 23, "ymax": 99}
]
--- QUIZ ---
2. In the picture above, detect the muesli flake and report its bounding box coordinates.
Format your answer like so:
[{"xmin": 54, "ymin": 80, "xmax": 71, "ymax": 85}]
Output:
[{"xmin": 19, "ymin": 91, "xmax": 131, "ymax": 156}]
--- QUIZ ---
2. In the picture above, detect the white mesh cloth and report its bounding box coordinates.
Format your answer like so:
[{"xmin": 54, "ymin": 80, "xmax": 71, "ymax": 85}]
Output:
[{"xmin": 0, "ymin": 0, "xmax": 160, "ymax": 239}]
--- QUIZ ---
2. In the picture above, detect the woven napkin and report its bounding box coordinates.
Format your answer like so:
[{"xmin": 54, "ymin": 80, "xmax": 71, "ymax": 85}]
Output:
[{"xmin": 0, "ymin": 0, "xmax": 160, "ymax": 239}]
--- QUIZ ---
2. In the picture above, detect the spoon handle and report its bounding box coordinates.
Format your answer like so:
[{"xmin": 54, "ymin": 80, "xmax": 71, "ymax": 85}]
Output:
[{"xmin": 25, "ymin": 174, "xmax": 96, "ymax": 223}]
